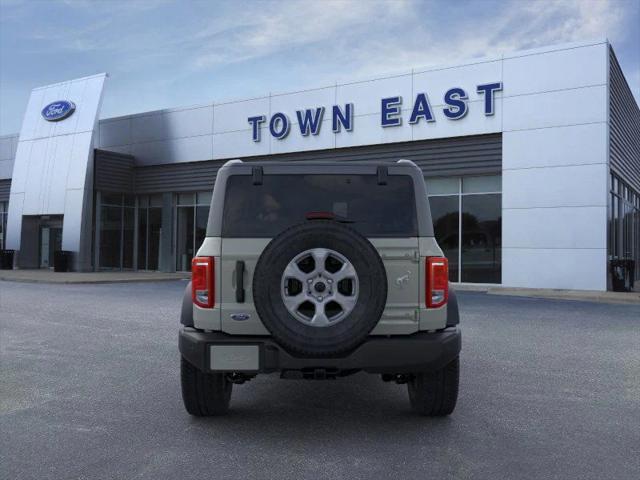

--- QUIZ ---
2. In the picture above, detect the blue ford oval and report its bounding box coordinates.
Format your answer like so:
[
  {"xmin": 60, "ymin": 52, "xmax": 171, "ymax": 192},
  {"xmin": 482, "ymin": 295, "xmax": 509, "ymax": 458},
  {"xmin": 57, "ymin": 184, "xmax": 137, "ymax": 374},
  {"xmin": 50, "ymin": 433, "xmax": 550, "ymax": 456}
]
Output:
[{"xmin": 41, "ymin": 100, "xmax": 76, "ymax": 122}]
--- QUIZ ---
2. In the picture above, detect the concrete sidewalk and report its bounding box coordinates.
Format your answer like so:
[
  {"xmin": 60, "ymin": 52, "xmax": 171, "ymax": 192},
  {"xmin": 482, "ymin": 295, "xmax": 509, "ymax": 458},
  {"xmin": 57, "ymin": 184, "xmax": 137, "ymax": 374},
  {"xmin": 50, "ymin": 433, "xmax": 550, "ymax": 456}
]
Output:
[
  {"xmin": 454, "ymin": 283, "xmax": 640, "ymax": 305},
  {"xmin": 0, "ymin": 269, "xmax": 190, "ymax": 284}
]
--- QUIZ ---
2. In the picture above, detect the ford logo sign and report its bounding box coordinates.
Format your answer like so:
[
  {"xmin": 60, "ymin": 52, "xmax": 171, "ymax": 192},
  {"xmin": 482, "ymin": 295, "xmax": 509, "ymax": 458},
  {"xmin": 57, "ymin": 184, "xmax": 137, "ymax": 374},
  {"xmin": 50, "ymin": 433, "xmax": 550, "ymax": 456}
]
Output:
[
  {"xmin": 230, "ymin": 313, "xmax": 250, "ymax": 321},
  {"xmin": 41, "ymin": 100, "xmax": 76, "ymax": 122}
]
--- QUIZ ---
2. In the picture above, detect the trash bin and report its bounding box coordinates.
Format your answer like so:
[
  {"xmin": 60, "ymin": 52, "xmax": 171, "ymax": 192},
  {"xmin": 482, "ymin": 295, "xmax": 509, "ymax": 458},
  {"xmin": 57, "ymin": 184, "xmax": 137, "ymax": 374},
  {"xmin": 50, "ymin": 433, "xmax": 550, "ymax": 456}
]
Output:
[
  {"xmin": 0, "ymin": 249, "xmax": 14, "ymax": 270},
  {"xmin": 53, "ymin": 250, "xmax": 72, "ymax": 272},
  {"xmin": 610, "ymin": 259, "xmax": 634, "ymax": 292}
]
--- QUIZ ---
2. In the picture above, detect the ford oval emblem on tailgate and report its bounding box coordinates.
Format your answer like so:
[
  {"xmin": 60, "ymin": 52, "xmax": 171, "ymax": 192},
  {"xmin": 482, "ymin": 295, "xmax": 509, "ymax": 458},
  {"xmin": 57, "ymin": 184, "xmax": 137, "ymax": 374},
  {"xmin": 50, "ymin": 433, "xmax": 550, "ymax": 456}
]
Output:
[
  {"xmin": 230, "ymin": 313, "xmax": 250, "ymax": 321},
  {"xmin": 41, "ymin": 100, "xmax": 76, "ymax": 122}
]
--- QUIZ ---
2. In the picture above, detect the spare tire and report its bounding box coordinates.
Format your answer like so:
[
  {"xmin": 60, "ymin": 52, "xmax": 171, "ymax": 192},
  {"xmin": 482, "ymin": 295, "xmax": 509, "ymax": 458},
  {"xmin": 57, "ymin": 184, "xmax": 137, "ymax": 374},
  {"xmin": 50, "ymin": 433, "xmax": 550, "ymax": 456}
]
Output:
[{"xmin": 253, "ymin": 220, "xmax": 387, "ymax": 357}]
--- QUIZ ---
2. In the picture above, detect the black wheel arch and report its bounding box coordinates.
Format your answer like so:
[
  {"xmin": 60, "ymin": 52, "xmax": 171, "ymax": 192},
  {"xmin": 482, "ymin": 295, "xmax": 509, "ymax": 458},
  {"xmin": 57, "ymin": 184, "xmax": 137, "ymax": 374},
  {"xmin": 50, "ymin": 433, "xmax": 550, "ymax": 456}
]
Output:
[
  {"xmin": 446, "ymin": 286, "xmax": 460, "ymax": 327},
  {"xmin": 180, "ymin": 281, "xmax": 194, "ymax": 327}
]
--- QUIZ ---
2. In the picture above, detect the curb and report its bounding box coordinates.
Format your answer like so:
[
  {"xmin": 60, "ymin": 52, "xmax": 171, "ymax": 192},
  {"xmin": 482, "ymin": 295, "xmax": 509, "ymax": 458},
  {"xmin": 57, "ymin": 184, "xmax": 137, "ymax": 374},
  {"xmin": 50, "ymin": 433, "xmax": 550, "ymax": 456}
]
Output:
[{"xmin": 0, "ymin": 276, "xmax": 190, "ymax": 285}]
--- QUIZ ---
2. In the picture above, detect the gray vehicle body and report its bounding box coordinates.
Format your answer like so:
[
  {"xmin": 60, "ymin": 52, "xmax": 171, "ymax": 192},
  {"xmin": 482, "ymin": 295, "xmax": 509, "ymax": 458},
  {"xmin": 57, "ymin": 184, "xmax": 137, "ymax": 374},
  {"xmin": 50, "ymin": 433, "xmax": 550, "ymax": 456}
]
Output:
[{"xmin": 180, "ymin": 159, "xmax": 460, "ymax": 376}]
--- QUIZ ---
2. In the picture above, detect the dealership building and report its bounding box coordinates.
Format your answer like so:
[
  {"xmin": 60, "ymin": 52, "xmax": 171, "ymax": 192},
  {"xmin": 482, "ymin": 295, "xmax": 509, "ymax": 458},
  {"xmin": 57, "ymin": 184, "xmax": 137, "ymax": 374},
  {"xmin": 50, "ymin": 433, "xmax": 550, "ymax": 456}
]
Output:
[{"xmin": 0, "ymin": 39, "xmax": 638, "ymax": 291}]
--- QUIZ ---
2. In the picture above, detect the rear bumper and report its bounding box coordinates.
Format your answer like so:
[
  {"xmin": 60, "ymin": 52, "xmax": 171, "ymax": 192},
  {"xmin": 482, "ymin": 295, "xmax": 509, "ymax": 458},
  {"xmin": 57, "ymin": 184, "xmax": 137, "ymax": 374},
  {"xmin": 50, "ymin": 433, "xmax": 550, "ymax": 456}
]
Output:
[{"xmin": 179, "ymin": 327, "xmax": 461, "ymax": 374}]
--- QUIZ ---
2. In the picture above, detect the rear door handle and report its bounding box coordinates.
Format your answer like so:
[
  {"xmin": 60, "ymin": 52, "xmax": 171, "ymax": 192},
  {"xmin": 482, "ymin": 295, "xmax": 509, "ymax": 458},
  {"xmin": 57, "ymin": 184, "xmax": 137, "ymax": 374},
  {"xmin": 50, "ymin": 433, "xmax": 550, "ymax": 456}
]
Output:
[{"xmin": 235, "ymin": 261, "xmax": 245, "ymax": 303}]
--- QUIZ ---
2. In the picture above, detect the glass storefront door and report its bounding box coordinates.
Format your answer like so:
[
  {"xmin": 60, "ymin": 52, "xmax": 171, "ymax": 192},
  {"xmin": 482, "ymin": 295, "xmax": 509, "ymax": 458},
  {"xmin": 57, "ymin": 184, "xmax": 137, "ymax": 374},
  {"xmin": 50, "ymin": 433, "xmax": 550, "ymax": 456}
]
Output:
[
  {"xmin": 98, "ymin": 193, "xmax": 135, "ymax": 270},
  {"xmin": 137, "ymin": 195, "xmax": 163, "ymax": 270},
  {"xmin": 176, "ymin": 191, "xmax": 211, "ymax": 271}
]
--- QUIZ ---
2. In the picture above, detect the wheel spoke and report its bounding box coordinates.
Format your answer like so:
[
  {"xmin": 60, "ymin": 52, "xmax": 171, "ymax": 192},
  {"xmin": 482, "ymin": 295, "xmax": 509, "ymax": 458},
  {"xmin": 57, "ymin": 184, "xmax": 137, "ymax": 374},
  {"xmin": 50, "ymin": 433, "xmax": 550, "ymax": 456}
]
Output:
[
  {"xmin": 311, "ymin": 249, "xmax": 329, "ymax": 273},
  {"xmin": 334, "ymin": 292, "xmax": 357, "ymax": 312},
  {"xmin": 283, "ymin": 262, "xmax": 307, "ymax": 283},
  {"xmin": 310, "ymin": 305, "xmax": 330, "ymax": 327},
  {"xmin": 282, "ymin": 292, "xmax": 307, "ymax": 311},
  {"xmin": 332, "ymin": 262, "xmax": 357, "ymax": 282}
]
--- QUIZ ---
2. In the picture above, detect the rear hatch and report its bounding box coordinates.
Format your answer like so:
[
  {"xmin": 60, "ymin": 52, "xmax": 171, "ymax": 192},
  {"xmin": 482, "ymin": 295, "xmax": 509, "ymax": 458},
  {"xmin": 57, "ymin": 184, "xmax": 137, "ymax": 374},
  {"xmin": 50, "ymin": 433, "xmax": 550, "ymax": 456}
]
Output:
[{"xmin": 218, "ymin": 171, "xmax": 421, "ymax": 335}]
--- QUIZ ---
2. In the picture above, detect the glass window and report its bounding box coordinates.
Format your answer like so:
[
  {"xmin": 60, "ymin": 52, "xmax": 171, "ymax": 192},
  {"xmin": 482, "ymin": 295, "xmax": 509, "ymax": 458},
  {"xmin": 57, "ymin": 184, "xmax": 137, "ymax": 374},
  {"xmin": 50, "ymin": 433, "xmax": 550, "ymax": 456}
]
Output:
[
  {"xmin": 102, "ymin": 193, "xmax": 123, "ymax": 206},
  {"xmin": 99, "ymin": 205, "xmax": 122, "ymax": 269},
  {"xmin": 147, "ymin": 208, "xmax": 162, "ymax": 270},
  {"xmin": 98, "ymin": 193, "xmax": 135, "ymax": 270},
  {"xmin": 122, "ymin": 207, "xmax": 134, "ymax": 268},
  {"xmin": 174, "ymin": 191, "xmax": 211, "ymax": 270},
  {"xmin": 427, "ymin": 175, "xmax": 502, "ymax": 284},
  {"xmin": 176, "ymin": 206, "xmax": 195, "ymax": 271},
  {"xmin": 428, "ymin": 196, "xmax": 460, "ymax": 282},
  {"xmin": 150, "ymin": 194, "xmax": 163, "ymax": 208},
  {"xmin": 222, "ymin": 174, "xmax": 418, "ymax": 238},
  {"xmin": 178, "ymin": 193, "xmax": 195, "ymax": 205},
  {"xmin": 137, "ymin": 207, "xmax": 148, "ymax": 269},
  {"xmin": 0, "ymin": 201, "xmax": 6, "ymax": 250},
  {"xmin": 197, "ymin": 191, "xmax": 212, "ymax": 205},
  {"xmin": 461, "ymin": 194, "xmax": 502, "ymax": 283},
  {"xmin": 425, "ymin": 177, "xmax": 459, "ymax": 195},
  {"xmin": 462, "ymin": 175, "xmax": 501, "ymax": 194}
]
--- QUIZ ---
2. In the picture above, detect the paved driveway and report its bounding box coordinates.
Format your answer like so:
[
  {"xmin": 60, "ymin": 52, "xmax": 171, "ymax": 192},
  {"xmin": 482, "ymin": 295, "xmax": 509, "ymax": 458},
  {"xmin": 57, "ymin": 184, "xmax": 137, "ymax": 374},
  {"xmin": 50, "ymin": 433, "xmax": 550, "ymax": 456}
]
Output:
[{"xmin": 1, "ymin": 281, "xmax": 638, "ymax": 480}]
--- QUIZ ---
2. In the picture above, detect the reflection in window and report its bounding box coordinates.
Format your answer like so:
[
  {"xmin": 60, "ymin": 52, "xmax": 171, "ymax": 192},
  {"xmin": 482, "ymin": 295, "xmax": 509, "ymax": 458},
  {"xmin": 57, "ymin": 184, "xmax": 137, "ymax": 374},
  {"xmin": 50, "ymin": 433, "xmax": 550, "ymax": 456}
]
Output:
[
  {"xmin": 137, "ymin": 195, "xmax": 163, "ymax": 270},
  {"xmin": 98, "ymin": 193, "xmax": 135, "ymax": 270},
  {"xmin": 461, "ymin": 194, "xmax": 501, "ymax": 283},
  {"xmin": 176, "ymin": 191, "xmax": 211, "ymax": 271},
  {"xmin": 429, "ymin": 196, "xmax": 459, "ymax": 282},
  {"xmin": 609, "ymin": 173, "xmax": 640, "ymax": 281},
  {"xmin": 427, "ymin": 176, "xmax": 502, "ymax": 284}
]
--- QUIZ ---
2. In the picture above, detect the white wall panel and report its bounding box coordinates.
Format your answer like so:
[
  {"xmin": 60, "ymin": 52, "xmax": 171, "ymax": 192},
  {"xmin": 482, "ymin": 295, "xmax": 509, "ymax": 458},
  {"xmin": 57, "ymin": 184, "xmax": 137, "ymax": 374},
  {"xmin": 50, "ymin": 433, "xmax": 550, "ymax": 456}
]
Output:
[
  {"xmin": 502, "ymin": 247, "xmax": 607, "ymax": 290},
  {"xmin": 271, "ymin": 87, "xmax": 336, "ymax": 116},
  {"xmin": 413, "ymin": 60, "xmax": 502, "ymax": 103},
  {"xmin": 503, "ymin": 85, "xmax": 607, "ymax": 131},
  {"xmin": 18, "ymin": 88, "xmax": 45, "ymax": 141},
  {"xmin": 131, "ymin": 113, "xmax": 165, "ymax": 143},
  {"xmin": 62, "ymin": 188, "xmax": 84, "ymax": 251},
  {"xmin": 503, "ymin": 163, "xmax": 608, "ymax": 209},
  {"xmin": 503, "ymin": 123, "xmax": 607, "ymax": 170},
  {"xmin": 270, "ymin": 118, "xmax": 335, "ymax": 154},
  {"xmin": 214, "ymin": 97, "xmax": 269, "ymax": 134},
  {"xmin": 0, "ymin": 136, "xmax": 16, "ymax": 160},
  {"xmin": 21, "ymin": 140, "xmax": 47, "ymax": 215},
  {"xmin": 503, "ymin": 44, "xmax": 607, "ymax": 97},
  {"xmin": 213, "ymin": 128, "xmax": 270, "ymax": 159},
  {"xmin": 164, "ymin": 106, "xmax": 213, "ymax": 139},
  {"xmin": 412, "ymin": 99, "xmax": 502, "ymax": 141},
  {"xmin": 99, "ymin": 118, "xmax": 131, "ymax": 147},
  {"xmin": 131, "ymin": 135, "xmax": 213, "ymax": 165},
  {"xmin": 51, "ymin": 79, "xmax": 85, "ymax": 136},
  {"xmin": 0, "ymin": 160, "xmax": 13, "ymax": 179},
  {"xmin": 66, "ymin": 132, "xmax": 93, "ymax": 190},
  {"xmin": 503, "ymin": 206, "xmax": 607, "ymax": 249},
  {"xmin": 5, "ymin": 192, "xmax": 24, "ymax": 248},
  {"xmin": 336, "ymin": 74, "xmax": 412, "ymax": 116}
]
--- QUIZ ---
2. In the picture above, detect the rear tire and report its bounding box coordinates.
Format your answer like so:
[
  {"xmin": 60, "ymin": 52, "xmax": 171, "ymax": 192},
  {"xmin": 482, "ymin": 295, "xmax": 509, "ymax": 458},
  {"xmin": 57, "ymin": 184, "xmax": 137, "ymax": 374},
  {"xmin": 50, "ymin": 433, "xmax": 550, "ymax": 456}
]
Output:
[
  {"xmin": 408, "ymin": 356, "xmax": 459, "ymax": 416},
  {"xmin": 181, "ymin": 356, "xmax": 232, "ymax": 416}
]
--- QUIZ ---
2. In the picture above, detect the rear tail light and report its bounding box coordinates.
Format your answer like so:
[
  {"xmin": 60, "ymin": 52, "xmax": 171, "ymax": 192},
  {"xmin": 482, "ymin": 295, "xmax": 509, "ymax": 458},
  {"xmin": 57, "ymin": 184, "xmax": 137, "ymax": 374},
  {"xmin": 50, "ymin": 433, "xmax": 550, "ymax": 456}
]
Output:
[
  {"xmin": 426, "ymin": 257, "xmax": 448, "ymax": 308},
  {"xmin": 192, "ymin": 256, "xmax": 215, "ymax": 308}
]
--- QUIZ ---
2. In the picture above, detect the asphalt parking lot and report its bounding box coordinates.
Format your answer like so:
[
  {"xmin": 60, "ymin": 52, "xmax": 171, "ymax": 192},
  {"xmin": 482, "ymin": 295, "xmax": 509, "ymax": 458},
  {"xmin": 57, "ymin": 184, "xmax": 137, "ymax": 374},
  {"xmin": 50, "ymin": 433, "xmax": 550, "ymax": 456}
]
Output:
[{"xmin": 1, "ymin": 280, "xmax": 638, "ymax": 480}]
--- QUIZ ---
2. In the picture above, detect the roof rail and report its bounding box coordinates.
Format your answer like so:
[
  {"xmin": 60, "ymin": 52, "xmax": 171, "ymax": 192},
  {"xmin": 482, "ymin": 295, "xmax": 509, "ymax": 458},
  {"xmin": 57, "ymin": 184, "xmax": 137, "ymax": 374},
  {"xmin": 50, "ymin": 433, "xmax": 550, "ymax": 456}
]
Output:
[
  {"xmin": 396, "ymin": 159, "xmax": 419, "ymax": 168},
  {"xmin": 222, "ymin": 159, "xmax": 243, "ymax": 167}
]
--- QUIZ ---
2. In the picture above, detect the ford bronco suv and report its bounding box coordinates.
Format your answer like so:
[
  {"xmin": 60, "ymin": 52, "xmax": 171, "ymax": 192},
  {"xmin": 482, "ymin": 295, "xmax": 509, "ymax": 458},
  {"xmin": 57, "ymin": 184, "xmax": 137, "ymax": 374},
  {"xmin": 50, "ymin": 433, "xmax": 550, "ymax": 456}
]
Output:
[{"xmin": 179, "ymin": 159, "xmax": 461, "ymax": 416}]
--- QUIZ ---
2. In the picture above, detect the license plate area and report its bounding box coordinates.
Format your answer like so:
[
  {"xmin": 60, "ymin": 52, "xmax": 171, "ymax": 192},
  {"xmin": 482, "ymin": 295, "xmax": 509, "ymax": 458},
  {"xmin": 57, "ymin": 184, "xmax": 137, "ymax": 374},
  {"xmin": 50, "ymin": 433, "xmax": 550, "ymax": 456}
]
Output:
[{"xmin": 209, "ymin": 345, "xmax": 260, "ymax": 372}]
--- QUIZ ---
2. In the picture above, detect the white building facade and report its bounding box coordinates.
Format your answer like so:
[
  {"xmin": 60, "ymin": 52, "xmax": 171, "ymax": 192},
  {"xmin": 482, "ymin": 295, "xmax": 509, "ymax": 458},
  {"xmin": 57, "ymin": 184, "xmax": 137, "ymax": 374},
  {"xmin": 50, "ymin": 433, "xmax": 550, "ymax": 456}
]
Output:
[{"xmin": 0, "ymin": 40, "xmax": 638, "ymax": 291}]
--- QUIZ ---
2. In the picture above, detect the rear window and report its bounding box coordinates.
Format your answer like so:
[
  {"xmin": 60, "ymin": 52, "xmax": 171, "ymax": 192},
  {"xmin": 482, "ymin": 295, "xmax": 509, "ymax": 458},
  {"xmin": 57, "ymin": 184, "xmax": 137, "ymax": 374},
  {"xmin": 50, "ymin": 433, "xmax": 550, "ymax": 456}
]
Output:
[{"xmin": 222, "ymin": 174, "xmax": 417, "ymax": 238}]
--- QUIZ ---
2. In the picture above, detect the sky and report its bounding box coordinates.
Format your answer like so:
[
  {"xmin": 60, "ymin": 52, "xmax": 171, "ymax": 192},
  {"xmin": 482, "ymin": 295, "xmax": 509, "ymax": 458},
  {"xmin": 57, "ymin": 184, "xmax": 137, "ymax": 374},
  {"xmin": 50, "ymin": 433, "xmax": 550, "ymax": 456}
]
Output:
[{"xmin": 0, "ymin": 0, "xmax": 638, "ymax": 135}]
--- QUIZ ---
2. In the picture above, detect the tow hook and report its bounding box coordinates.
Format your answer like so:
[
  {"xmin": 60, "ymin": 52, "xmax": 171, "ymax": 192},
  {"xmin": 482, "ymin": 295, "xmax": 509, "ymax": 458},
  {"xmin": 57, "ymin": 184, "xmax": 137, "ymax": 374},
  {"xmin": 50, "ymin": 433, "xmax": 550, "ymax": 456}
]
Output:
[
  {"xmin": 381, "ymin": 374, "xmax": 411, "ymax": 384},
  {"xmin": 226, "ymin": 373, "xmax": 253, "ymax": 384}
]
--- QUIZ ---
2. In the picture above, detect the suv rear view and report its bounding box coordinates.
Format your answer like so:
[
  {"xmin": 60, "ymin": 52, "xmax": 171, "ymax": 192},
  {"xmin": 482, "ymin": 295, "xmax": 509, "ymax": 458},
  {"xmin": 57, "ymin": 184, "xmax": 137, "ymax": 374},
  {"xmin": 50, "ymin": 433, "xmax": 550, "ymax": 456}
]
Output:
[{"xmin": 179, "ymin": 159, "xmax": 461, "ymax": 416}]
